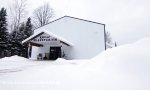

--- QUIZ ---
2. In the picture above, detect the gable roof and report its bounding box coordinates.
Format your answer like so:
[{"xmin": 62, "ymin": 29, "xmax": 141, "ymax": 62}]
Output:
[
  {"xmin": 33, "ymin": 16, "xmax": 105, "ymax": 31},
  {"xmin": 22, "ymin": 30, "xmax": 73, "ymax": 46}
]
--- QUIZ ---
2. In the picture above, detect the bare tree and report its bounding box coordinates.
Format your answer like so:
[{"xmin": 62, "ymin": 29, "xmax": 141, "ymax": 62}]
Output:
[
  {"xmin": 33, "ymin": 3, "xmax": 54, "ymax": 28},
  {"xmin": 9, "ymin": 0, "xmax": 27, "ymax": 32},
  {"xmin": 105, "ymin": 31, "xmax": 112, "ymax": 44},
  {"xmin": 105, "ymin": 31, "xmax": 114, "ymax": 49}
]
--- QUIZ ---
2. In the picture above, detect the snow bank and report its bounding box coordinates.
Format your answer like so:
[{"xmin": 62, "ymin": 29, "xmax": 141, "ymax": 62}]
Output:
[
  {"xmin": 0, "ymin": 56, "xmax": 35, "ymax": 74},
  {"xmin": 54, "ymin": 37, "xmax": 150, "ymax": 90},
  {"xmin": 92, "ymin": 37, "xmax": 150, "ymax": 71},
  {"xmin": 85, "ymin": 37, "xmax": 150, "ymax": 90},
  {"xmin": 0, "ymin": 55, "xmax": 28, "ymax": 61}
]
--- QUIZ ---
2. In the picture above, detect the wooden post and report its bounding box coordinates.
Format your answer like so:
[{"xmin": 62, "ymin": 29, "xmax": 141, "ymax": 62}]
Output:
[{"xmin": 28, "ymin": 43, "xmax": 31, "ymax": 59}]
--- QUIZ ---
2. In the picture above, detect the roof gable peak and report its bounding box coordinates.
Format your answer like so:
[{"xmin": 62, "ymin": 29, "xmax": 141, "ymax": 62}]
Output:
[{"xmin": 33, "ymin": 15, "xmax": 105, "ymax": 31}]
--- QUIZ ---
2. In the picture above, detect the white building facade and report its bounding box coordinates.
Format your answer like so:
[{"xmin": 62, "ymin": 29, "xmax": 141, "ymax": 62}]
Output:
[{"xmin": 22, "ymin": 16, "xmax": 106, "ymax": 60}]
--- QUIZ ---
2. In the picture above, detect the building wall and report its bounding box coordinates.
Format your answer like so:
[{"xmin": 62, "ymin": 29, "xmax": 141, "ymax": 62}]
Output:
[{"xmin": 32, "ymin": 17, "xmax": 105, "ymax": 59}]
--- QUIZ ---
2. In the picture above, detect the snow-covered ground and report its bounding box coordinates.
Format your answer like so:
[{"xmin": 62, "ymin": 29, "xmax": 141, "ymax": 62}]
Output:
[{"xmin": 0, "ymin": 37, "xmax": 150, "ymax": 90}]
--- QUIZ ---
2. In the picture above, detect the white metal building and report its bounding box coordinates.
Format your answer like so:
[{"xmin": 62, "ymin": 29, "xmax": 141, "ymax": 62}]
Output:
[{"xmin": 22, "ymin": 16, "xmax": 106, "ymax": 60}]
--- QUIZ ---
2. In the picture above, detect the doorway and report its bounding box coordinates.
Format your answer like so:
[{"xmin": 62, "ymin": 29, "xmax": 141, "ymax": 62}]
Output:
[{"xmin": 49, "ymin": 47, "xmax": 61, "ymax": 60}]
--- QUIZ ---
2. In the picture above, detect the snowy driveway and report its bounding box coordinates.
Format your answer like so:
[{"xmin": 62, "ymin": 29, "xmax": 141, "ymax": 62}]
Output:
[
  {"xmin": 0, "ymin": 56, "xmax": 88, "ymax": 90},
  {"xmin": 0, "ymin": 56, "xmax": 86, "ymax": 75}
]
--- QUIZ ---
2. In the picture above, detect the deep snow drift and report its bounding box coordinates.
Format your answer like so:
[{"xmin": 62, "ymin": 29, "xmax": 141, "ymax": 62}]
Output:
[
  {"xmin": 0, "ymin": 38, "xmax": 150, "ymax": 90},
  {"xmin": 85, "ymin": 37, "xmax": 150, "ymax": 90}
]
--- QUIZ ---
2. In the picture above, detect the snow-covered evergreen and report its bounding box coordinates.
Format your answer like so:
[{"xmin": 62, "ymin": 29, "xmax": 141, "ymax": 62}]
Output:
[
  {"xmin": 24, "ymin": 17, "xmax": 33, "ymax": 39},
  {"xmin": 22, "ymin": 17, "xmax": 33, "ymax": 57},
  {"xmin": 10, "ymin": 18, "xmax": 33, "ymax": 57},
  {"xmin": 0, "ymin": 8, "xmax": 9, "ymax": 58}
]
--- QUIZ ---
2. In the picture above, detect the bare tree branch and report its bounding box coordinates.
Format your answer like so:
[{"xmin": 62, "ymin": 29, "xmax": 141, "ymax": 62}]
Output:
[
  {"xmin": 33, "ymin": 3, "xmax": 54, "ymax": 28},
  {"xmin": 9, "ymin": 0, "xmax": 27, "ymax": 32}
]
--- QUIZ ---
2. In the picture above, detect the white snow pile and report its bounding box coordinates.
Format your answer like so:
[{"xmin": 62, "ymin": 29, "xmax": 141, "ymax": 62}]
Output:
[
  {"xmin": 0, "ymin": 56, "xmax": 32, "ymax": 74},
  {"xmin": 0, "ymin": 55, "xmax": 28, "ymax": 61},
  {"xmin": 0, "ymin": 37, "xmax": 150, "ymax": 90},
  {"xmin": 82, "ymin": 37, "xmax": 150, "ymax": 90}
]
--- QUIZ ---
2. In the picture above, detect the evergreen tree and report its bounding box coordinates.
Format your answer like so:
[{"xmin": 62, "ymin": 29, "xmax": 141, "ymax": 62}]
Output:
[
  {"xmin": 18, "ymin": 23, "xmax": 26, "ymax": 57},
  {"xmin": 23, "ymin": 17, "xmax": 33, "ymax": 58},
  {"xmin": 24, "ymin": 17, "xmax": 33, "ymax": 39},
  {"xmin": 0, "ymin": 8, "xmax": 9, "ymax": 58},
  {"xmin": 10, "ymin": 23, "xmax": 25, "ymax": 56},
  {"xmin": 10, "ymin": 30, "xmax": 20, "ymax": 56},
  {"xmin": 18, "ymin": 23, "xmax": 26, "ymax": 41},
  {"xmin": 10, "ymin": 18, "xmax": 33, "ymax": 57}
]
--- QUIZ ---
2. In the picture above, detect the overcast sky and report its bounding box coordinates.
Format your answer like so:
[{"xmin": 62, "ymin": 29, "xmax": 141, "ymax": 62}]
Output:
[{"xmin": 0, "ymin": 0, "xmax": 150, "ymax": 45}]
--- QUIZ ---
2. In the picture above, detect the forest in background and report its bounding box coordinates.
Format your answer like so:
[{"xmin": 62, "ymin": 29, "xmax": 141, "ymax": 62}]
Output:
[{"xmin": 0, "ymin": 0, "xmax": 54, "ymax": 58}]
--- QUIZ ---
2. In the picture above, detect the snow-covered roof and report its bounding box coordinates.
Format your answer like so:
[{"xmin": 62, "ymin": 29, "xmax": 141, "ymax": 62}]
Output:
[{"xmin": 22, "ymin": 29, "xmax": 73, "ymax": 46}]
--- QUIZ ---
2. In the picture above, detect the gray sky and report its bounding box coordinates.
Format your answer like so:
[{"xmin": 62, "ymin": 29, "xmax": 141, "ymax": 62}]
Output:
[{"xmin": 0, "ymin": 0, "xmax": 150, "ymax": 45}]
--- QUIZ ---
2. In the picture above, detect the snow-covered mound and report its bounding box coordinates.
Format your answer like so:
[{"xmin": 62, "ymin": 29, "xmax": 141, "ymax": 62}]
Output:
[
  {"xmin": 92, "ymin": 37, "xmax": 150, "ymax": 71},
  {"xmin": 84, "ymin": 37, "xmax": 150, "ymax": 90},
  {"xmin": 0, "ymin": 55, "xmax": 28, "ymax": 61}
]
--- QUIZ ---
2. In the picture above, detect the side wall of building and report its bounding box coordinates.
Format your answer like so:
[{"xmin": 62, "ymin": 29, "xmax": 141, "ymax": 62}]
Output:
[{"xmin": 31, "ymin": 17, "xmax": 105, "ymax": 59}]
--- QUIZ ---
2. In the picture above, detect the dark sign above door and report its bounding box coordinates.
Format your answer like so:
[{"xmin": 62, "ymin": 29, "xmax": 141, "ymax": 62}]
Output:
[{"xmin": 33, "ymin": 34, "xmax": 57, "ymax": 42}]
